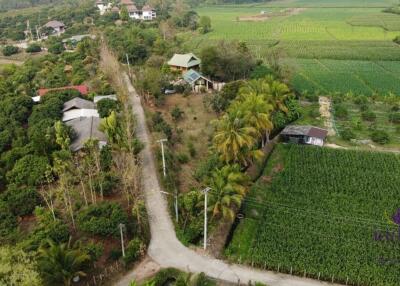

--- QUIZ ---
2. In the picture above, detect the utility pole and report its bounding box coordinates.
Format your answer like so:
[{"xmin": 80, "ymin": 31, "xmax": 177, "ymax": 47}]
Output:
[
  {"xmin": 157, "ymin": 138, "xmax": 168, "ymax": 177},
  {"xmin": 126, "ymin": 53, "xmax": 131, "ymax": 78},
  {"xmin": 160, "ymin": 190, "xmax": 179, "ymax": 223},
  {"xmin": 119, "ymin": 223, "xmax": 125, "ymax": 257},
  {"xmin": 201, "ymin": 187, "xmax": 211, "ymax": 250}
]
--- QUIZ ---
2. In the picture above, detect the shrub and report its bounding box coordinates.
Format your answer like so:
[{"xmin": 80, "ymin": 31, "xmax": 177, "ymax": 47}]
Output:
[
  {"xmin": 353, "ymin": 96, "xmax": 368, "ymax": 105},
  {"xmin": 0, "ymin": 201, "xmax": 17, "ymax": 241},
  {"xmin": 171, "ymin": 106, "xmax": 184, "ymax": 121},
  {"xmin": 2, "ymin": 46, "xmax": 19, "ymax": 56},
  {"xmin": 359, "ymin": 104, "xmax": 369, "ymax": 112},
  {"xmin": 340, "ymin": 128, "xmax": 356, "ymax": 141},
  {"xmin": 177, "ymin": 153, "xmax": 189, "ymax": 164},
  {"xmin": 77, "ymin": 202, "xmax": 128, "ymax": 237},
  {"xmin": 187, "ymin": 142, "xmax": 196, "ymax": 157},
  {"xmin": 152, "ymin": 268, "xmax": 183, "ymax": 285},
  {"xmin": 100, "ymin": 145, "xmax": 113, "ymax": 171},
  {"xmin": 361, "ymin": 110, "xmax": 376, "ymax": 122},
  {"xmin": 394, "ymin": 35, "xmax": 400, "ymax": 45},
  {"xmin": 84, "ymin": 242, "xmax": 104, "ymax": 263},
  {"xmin": 93, "ymin": 172, "xmax": 120, "ymax": 196},
  {"xmin": 334, "ymin": 104, "xmax": 348, "ymax": 119},
  {"xmin": 3, "ymin": 186, "xmax": 41, "ymax": 216},
  {"xmin": 108, "ymin": 249, "xmax": 122, "ymax": 261},
  {"xmin": 250, "ymin": 65, "xmax": 273, "ymax": 79},
  {"xmin": 26, "ymin": 44, "xmax": 42, "ymax": 53},
  {"xmin": 132, "ymin": 138, "xmax": 144, "ymax": 155},
  {"xmin": 389, "ymin": 112, "xmax": 400, "ymax": 124},
  {"xmin": 123, "ymin": 238, "xmax": 144, "ymax": 264},
  {"xmin": 6, "ymin": 155, "xmax": 49, "ymax": 186},
  {"xmin": 370, "ymin": 130, "xmax": 390, "ymax": 144},
  {"xmin": 97, "ymin": 99, "xmax": 120, "ymax": 118},
  {"xmin": 48, "ymin": 42, "xmax": 65, "ymax": 54}
]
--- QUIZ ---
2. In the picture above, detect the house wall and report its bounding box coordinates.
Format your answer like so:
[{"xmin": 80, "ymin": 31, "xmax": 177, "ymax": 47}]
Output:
[
  {"xmin": 305, "ymin": 136, "xmax": 324, "ymax": 146},
  {"xmin": 142, "ymin": 10, "xmax": 156, "ymax": 20}
]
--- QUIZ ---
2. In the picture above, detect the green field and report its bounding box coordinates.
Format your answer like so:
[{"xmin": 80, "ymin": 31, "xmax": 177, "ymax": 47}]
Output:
[
  {"xmin": 194, "ymin": 0, "xmax": 400, "ymax": 95},
  {"xmin": 225, "ymin": 144, "xmax": 400, "ymax": 285}
]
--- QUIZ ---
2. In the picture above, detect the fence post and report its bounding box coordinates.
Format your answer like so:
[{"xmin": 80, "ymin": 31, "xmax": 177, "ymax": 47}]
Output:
[
  {"xmin": 277, "ymin": 264, "xmax": 280, "ymax": 272},
  {"xmin": 346, "ymin": 277, "xmax": 349, "ymax": 285},
  {"xmin": 331, "ymin": 275, "xmax": 334, "ymax": 283},
  {"xmin": 318, "ymin": 272, "xmax": 320, "ymax": 280},
  {"xmin": 304, "ymin": 270, "xmax": 306, "ymax": 277},
  {"xmin": 264, "ymin": 261, "xmax": 266, "ymax": 269},
  {"xmin": 290, "ymin": 266, "xmax": 292, "ymax": 275}
]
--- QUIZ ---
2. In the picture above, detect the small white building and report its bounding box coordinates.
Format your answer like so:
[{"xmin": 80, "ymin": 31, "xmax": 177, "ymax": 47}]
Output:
[
  {"xmin": 96, "ymin": 0, "xmax": 112, "ymax": 15},
  {"xmin": 142, "ymin": 4, "xmax": 156, "ymax": 20}
]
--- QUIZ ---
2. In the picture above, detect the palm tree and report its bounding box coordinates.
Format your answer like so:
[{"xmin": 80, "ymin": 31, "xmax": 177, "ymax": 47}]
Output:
[
  {"xmin": 38, "ymin": 239, "xmax": 90, "ymax": 286},
  {"xmin": 213, "ymin": 111, "xmax": 259, "ymax": 165},
  {"xmin": 231, "ymin": 94, "xmax": 274, "ymax": 146},
  {"xmin": 207, "ymin": 164, "xmax": 249, "ymax": 221}
]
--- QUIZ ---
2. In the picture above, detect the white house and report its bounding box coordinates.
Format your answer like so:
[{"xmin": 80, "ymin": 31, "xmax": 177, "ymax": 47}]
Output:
[
  {"xmin": 96, "ymin": 0, "xmax": 112, "ymax": 15},
  {"xmin": 142, "ymin": 4, "xmax": 156, "ymax": 20}
]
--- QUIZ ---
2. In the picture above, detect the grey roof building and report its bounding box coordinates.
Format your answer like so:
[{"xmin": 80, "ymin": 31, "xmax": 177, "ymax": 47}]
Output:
[
  {"xmin": 281, "ymin": 125, "xmax": 328, "ymax": 146},
  {"xmin": 63, "ymin": 97, "xmax": 95, "ymax": 112},
  {"xmin": 66, "ymin": 117, "xmax": 107, "ymax": 152}
]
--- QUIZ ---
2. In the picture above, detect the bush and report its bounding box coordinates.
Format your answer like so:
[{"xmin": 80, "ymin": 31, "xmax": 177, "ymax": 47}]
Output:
[
  {"xmin": 3, "ymin": 186, "xmax": 41, "ymax": 216},
  {"xmin": 171, "ymin": 106, "xmax": 184, "ymax": 121},
  {"xmin": 123, "ymin": 238, "xmax": 144, "ymax": 264},
  {"xmin": 394, "ymin": 35, "xmax": 400, "ymax": 45},
  {"xmin": 6, "ymin": 155, "xmax": 49, "ymax": 186},
  {"xmin": 97, "ymin": 99, "xmax": 120, "ymax": 118},
  {"xmin": 370, "ymin": 130, "xmax": 390, "ymax": 144},
  {"xmin": 84, "ymin": 242, "xmax": 104, "ymax": 263},
  {"xmin": 177, "ymin": 153, "xmax": 189, "ymax": 164},
  {"xmin": 26, "ymin": 44, "xmax": 42, "ymax": 53},
  {"xmin": 361, "ymin": 110, "xmax": 376, "ymax": 122},
  {"xmin": 187, "ymin": 142, "xmax": 196, "ymax": 157},
  {"xmin": 132, "ymin": 138, "xmax": 144, "ymax": 155},
  {"xmin": 250, "ymin": 65, "xmax": 273, "ymax": 79},
  {"xmin": 2, "ymin": 46, "xmax": 19, "ymax": 56},
  {"xmin": 340, "ymin": 128, "xmax": 356, "ymax": 141},
  {"xmin": 93, "ymin": 172, "xmax": 120, "ymax": 196},
  {"xmin": 0, "ymin": 201, "xmax": 17, "ymax": 241},
  {"xmin": 77, "ymin": 202, "xmax": 128, "ymax": 237},
  {"xmin": 389, "ymin": 112, "xmax": 400, "ymax": 124},
  {"xmin": 353, "ymin": 96, "xmax": 368, "ymax": 105},
  {"xmin": 108, "ymin": 249, "xmax": 122, "ymax": 261},
  {"xmin": 334, "ymin": 104, "xmax": 348, "ymax": 119},
  {"xmin": 48, "ymin": 42, "xmax": 65, "ymax": 54},
  {"xmin": 100, "ymin": 145, "xmax": 113, "ymax": 171}
]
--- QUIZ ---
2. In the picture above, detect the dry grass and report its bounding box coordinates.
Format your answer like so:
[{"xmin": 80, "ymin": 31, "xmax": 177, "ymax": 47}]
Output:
[{"xmin": 148, "ymin": 93, "xmax": 217, "ymax": 192}]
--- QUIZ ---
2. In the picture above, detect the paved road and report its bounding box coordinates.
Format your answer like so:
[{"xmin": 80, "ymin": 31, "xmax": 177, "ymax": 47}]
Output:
[{"xmin": 116, "ymin": 73, "xmax": 342, "ymax": 286}]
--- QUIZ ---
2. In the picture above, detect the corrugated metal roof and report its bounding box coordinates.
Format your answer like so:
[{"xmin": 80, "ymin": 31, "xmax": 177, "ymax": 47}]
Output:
[
  {"xmin": 38, "ymin": 85, "xmax": 89, "ymax": 97},
  {"xmin": 167, "ymin": 53, "xmax": 201, "ymax": 68},
  {"xmin": 183, "ymin": 69, "xmax": 212, "ymax": 85},
  {"xmin": 63, "ymin": 97, "xmax": 95, "ymax": 112},
  {"xmin": 94, "ymin": 94, "xmax": 117, "ymax": 103},
  {"xmin": 62, "ymin": 109, "xmax": 99, "ymax": 122},
  {"xmin": 281, "ymin": 125, "xmax": 328, "ymax": 139},
  {"xmin": 66, "ymin": 117, "xmax": 107, "ymax": 152},
  {"xmin": 44, "ymin": 20, "xmax": 65, "ymax": 29}
]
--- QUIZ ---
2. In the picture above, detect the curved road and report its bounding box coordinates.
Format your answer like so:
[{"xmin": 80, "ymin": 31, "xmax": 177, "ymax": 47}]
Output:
[{"xmin": 116, "ymin": 73, "xmax": 342, "ymax": 286}]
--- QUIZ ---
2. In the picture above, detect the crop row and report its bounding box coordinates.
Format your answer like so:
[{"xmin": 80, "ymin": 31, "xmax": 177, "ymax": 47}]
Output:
[{"xmin": 226, "ymin": 144, "xmax": 400, "ymax": 285}]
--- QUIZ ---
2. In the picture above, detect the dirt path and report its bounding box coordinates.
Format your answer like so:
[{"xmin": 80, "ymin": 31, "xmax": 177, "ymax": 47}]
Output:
[{"xmin": 319, "ymin": 96, "xmax": 336, "ymax": 136}]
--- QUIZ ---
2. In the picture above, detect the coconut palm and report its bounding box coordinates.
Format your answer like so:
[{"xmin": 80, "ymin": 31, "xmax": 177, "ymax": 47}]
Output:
[
  {"xmin": 213, "ymin": 111, "xmax": 259, "ymax": 165},
  {"xmin": 38, "ymin": 239, "xmax": 90, "ymax": 286},
  {"xmin": 207, "ymin": 164, "xmax": 249, "ymax": 221},
  {"xmin": 231, "ymin": 93, "xmax": 274, "ymax": 145}
]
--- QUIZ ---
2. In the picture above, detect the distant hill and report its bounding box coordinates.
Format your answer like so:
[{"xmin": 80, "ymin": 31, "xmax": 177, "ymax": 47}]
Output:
[{"xmin": 0, "ymin": 0, "xmax": 66, "ymax": 12}]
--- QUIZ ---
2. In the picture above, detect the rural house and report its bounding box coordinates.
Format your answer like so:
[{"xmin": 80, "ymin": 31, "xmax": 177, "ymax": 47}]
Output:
[
  {"xmin": 183, "ymin": 69, "xmax": 213, "ymax": 92},
  {"xmin": 281, "ymin": 125, "xmax": 328, "ymax": 146},
  {"xmin": 43, "ymin": 20, "xmax": 65, "ymax": 36},
  {"xmin": 119, "ymin": 0, "xmax": 156, "ymax": 20},
  {"xmin": 96, "ymin": 0, "xmax": 112, "ymax": 15},
  {"xmin": 167, "ymin": 53, "xmax": 201, "ymax": 73},
  {"xmin": 62, "ymin": 97, "xmax": 99, "ymax": 122},
  {"xmin": 66, "ymin": 117, "xmax": 107, "ymax": 152}
]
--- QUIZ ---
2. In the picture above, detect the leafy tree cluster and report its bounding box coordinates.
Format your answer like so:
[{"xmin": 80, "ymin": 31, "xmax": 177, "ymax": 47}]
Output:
[{"xmin": 200, "ymin": 41, "xmax": 257, "ymax": 81}]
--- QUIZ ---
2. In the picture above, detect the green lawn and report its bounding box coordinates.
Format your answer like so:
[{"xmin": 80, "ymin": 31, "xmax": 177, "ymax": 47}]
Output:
[
  {"xmin": 194, "ymin": 0, "xmax": 400, "ymax": 95},
  {"xmin": 225, "ymin": 144, "xmax": 400, "ymax": 286}
]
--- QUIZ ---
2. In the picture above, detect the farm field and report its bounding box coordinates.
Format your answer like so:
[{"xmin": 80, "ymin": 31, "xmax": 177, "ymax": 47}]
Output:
[
  {"xmin": 225, "ymin": 144, "xmax": 400, "ymax": 286},
  {"xmin": 194, "ymin": 0, "xmax": 400, "ymax": 95}
]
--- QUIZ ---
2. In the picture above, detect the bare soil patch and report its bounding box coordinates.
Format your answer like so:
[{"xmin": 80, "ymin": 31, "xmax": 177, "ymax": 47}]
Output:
[{"xmin": 237, "ymin": 8, "xmax": 306, "ymax": 22}]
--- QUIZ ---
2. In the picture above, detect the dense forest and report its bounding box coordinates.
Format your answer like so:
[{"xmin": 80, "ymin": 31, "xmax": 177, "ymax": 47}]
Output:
[{"xmin": 0, "ymin": 0, "xmax": 78, "ymax": 11}]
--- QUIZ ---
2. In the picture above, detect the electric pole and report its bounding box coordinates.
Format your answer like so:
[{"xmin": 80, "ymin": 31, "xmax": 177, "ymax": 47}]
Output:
[
  {"xmin": 157, "ymin": 138, "xmax": 168, "ymax": 177},
  {"xmin": 119, "ymin": 223, "xmax": 125, "ymax": 257},
  {"xmin": 126, "ymin": 53, "xmax": 131, "ymax": 78},
  {"xmin": 201, "ymin": 187, "xmax": 211, "ymax": 250}
]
